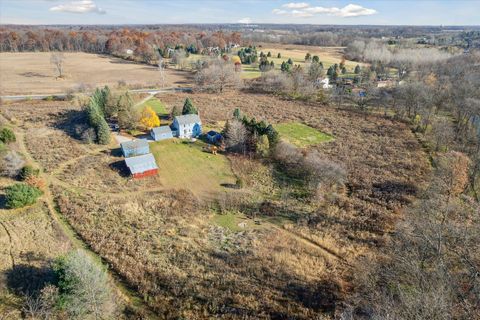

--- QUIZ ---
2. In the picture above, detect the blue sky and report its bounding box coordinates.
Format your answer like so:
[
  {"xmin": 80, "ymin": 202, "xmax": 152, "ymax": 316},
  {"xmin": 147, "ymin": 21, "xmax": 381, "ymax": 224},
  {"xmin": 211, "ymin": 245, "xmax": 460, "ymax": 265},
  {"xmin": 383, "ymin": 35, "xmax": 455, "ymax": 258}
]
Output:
[{"xmin": 1, "ymin": 0, "xmax": 479, "ymax": 25}]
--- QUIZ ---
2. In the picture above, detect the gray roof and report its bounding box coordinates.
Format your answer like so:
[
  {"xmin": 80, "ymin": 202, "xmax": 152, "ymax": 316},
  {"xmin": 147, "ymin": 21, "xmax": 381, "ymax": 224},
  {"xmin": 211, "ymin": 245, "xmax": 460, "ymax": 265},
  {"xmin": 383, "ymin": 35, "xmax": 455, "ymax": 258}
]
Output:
[
  {"xmin": 121, "ymin": 139, "xmax": 149, "ymax": 151},
  {"xmin": 124, "ymin": 153, "xmax": 158, "ymax": 174},
  {"xmin": 174, "ymin": 114, "xmax": 201, "ymax": 125},
  {"xmin": 151, "ymin": 126, "xmax": 172, "ymax": 135}
]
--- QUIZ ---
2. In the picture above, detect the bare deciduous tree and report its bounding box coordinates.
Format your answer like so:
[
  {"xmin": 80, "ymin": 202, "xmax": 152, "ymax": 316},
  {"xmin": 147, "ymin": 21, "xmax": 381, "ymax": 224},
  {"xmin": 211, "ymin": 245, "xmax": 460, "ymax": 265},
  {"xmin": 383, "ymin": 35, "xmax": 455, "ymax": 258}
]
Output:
[
  {"xmin": 50, "ymin": 52, "xmax": 65, "ymax": 78},
  {"xmin": 224, "ymin": 119, "xmax": 247, "ymax": 154},
  {"xmin": 195, "ymin": 60, "xmax": 241, "ymax": 93}
]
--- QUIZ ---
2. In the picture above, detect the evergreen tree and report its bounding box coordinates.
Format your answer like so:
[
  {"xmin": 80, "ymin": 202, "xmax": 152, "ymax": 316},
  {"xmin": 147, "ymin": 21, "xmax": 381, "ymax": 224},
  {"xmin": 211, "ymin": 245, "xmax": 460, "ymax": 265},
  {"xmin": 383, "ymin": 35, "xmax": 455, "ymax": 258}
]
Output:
[
  {"xmin": 96, "ymin": 118, "xmax": 111, "ymax": 145},
  {"xmin": 305, "ymin": 53, "xmax": 311, "ymax": 61},
  {"xmin": 341, "ymin": 67, "xmax": 347, "ymax": 74},
  {"xmin": 354, "ymin": 64, "xmax": 361, "ymax": 74},
  {"xmin": 182, "ymin": 98, "xmax": 198, "ymax": 115},
  {"xmin": 233, "ymin": 108, "xmax": 241, "ymax": 119},
  {"xmin": 312, "ymin": 55, "xmax": 320, "ymax": 63},
  {"xmin": 277, "ymin": 53, "xmax": 281, "ymax": 58},
  {"xmin": 287, "ymin": 58, "xmax": 293, "ymax": 65},
  {"xmin": 171, "ymin": 105, "xmax": 181, "ymax": 118},
  {"xmin": 327, "ymin": 66, "xmax": 334, "ymax": 77},
  {"xmin": 267, "ymin": 51, "xmax": 271, "ymax": 57}
]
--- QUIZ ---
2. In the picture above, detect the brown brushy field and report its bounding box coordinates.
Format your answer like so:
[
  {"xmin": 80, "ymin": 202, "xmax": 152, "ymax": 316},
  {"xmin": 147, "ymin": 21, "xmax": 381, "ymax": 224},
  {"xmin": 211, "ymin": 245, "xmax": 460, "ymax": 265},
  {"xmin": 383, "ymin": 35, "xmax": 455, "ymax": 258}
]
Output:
[{"xmin": 1, "ymin": 92, "xmax": 430, "ymax": 318}]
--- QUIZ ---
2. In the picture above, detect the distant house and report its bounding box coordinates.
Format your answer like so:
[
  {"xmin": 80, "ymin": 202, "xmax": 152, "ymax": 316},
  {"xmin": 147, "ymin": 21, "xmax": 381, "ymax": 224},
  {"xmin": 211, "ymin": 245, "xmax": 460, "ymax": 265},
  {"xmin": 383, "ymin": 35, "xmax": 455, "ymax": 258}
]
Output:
[
  {"xmin": 316, "ymin": 77, "xmax": 332, "ymax": 89},
  {"xmin": 124, "ymin": 153, "xmax": 158, "ymax": 179},
  {"xmin": 151, "ymin": 126, "xmax": 173, "ymax": 141},
  {"xmin": 172, "ymin": 114, "xmax": 202, "ymax": 139},
  {"xmin": 206, "ymin": 130, "xmax": 222, "ymax": 144},
  {"xmin": 120, "ymin": 139, "xmax": 149, "ymax": 158}
]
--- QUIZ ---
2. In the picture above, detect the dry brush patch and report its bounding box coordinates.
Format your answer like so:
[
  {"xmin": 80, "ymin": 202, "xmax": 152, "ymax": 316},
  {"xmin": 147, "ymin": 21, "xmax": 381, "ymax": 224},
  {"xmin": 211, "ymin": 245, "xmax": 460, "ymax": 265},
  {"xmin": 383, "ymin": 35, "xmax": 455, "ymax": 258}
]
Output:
[{"xmin": 53, "ymin": 185, "xmax": 345, "ymax": 319}]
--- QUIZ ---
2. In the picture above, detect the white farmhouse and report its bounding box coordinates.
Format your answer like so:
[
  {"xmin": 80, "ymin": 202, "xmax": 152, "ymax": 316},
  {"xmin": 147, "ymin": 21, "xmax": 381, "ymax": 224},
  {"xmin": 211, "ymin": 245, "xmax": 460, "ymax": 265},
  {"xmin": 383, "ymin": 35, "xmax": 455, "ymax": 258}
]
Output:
[{"xmin": 171, "ymin": 114, "xmax": 202, "ymax": 139}]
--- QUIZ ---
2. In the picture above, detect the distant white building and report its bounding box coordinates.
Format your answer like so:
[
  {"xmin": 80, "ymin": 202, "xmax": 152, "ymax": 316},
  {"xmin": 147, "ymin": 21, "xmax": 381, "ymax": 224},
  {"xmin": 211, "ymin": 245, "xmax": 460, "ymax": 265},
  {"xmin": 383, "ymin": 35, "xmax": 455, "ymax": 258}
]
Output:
[{"xmin": 317, "ymin": 77, "xmax": 332, "ymax": 89}]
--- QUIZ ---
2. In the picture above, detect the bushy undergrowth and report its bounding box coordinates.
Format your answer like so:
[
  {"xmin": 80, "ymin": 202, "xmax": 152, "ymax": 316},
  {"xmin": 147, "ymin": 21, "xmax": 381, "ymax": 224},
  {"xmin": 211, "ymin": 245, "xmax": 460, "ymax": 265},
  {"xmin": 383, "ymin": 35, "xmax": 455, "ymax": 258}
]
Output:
[{"xmin": 5, "ymin": 183, "xmax": 43, "ymax": 208}]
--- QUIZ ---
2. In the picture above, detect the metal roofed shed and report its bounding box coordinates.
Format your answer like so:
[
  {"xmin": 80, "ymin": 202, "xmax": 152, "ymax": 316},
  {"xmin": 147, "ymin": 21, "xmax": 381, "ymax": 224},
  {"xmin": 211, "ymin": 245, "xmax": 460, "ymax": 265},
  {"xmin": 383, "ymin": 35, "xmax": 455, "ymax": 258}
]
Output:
[
  {"xmin": 120, "ymin": 139, "xmax": 150, "ymax": 158},
  {"xmin": 151, "ymin": 126, "xmax": 174, "ymax": 141},
  {"xmin": 124, "ymin": 153, "xmax": 158, "ymax": 179}
]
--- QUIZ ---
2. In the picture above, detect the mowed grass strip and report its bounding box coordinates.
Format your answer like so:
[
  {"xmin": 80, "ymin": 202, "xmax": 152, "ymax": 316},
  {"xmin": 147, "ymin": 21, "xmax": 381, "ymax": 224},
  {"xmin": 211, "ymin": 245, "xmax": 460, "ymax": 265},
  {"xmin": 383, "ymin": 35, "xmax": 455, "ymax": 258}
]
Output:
[
  {"xmin": 275, "ymin": 122, "xmax": 333, "ymax": 147},
  {"xmin": 137, "ymin": 97, "xmax": 168, "ymax": 115},
  {"xmin": 150, "ymin": 139, "xmax": 236, "ymax": 196}
]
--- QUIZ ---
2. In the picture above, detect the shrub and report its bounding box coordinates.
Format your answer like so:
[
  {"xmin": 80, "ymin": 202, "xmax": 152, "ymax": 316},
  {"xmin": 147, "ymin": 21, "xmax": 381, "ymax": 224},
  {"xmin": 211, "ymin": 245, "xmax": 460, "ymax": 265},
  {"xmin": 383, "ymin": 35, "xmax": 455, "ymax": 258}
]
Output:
[
  {"xmin": 0, "ymin": 127, "xmax": 16, "ymax": 144},
  {"xmin": 20, "ymin": 165, "xmax": 40, "ymax": 181},
  {"xmin": 5, "ymin": 183, "xmax": 43, "ymax": 208},
  {"xmin": 53, "ymin": 250, "xmax": 115, "ymax": 318},
  {"xmin": 1, "ymin": 151, "xmax": 25, "ymax": 178}
]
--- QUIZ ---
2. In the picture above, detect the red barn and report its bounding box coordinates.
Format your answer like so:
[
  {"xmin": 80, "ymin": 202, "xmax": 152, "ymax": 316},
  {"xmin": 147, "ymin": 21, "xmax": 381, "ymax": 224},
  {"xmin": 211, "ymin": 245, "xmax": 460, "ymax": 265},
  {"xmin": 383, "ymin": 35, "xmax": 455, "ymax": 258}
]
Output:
[{"xmin": 124, "ymin": 153, "xmax": 158, "ymax": 179}]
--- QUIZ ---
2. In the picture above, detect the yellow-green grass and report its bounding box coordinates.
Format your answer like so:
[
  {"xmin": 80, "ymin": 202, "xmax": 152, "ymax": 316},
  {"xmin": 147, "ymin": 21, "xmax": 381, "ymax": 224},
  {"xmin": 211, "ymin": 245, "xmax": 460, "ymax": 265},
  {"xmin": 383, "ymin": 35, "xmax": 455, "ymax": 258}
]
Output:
[
  {"xmin": 275, "ymin": 122, "xmax": 333, "ymax": 147},
  {"xmin": 238, "ymin": 47, "xmax": 363, "ymax": 79},
  {"xmin": 137, "ymin": 97, "xmax": 168, "ymax": 115},
  {"xmin": 150, "ymin": 139, "xmax": 236, "ymax": 197},
  {"xmin": 212, "ymin": 212, "xmax": 262, "ymax": 232}
]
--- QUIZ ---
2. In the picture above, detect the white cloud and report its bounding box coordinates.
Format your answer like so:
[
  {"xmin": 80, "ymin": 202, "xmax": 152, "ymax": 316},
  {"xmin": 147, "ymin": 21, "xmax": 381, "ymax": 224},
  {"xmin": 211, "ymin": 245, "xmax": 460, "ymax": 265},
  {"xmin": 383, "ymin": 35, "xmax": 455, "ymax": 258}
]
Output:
[
  {"xmin": 282, "ymin": 2, "xmax": 310, "ymax": 9},
  {"xmin": 273, "ymin": 3, "xmax": 377, "ymax": 18},
  {"xmin": 238, "ymin": 17, "xmax": 252, "ymax": 24},
  {"xmin": 336, "ymin": 4, "xmax": 377, "ymax": 17},
  {"xmin": 291, "ymin": 10, "xmax": 313, "ymax": 17},
  {"xmin": 49, "ymin": 0, "xmax": 106, "ymax": 14}
]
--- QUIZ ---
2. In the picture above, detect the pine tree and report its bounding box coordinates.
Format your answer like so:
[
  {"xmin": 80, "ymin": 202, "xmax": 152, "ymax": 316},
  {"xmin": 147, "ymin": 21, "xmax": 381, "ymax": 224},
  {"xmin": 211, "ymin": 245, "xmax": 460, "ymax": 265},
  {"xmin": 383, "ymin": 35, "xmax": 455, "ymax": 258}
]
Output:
[
  {"xmin": 287, "ymin": 58, "xmax": 293, "ymax": 65},
  {"xmin": 277, "ymin": 53, "xmax": 281, "ymax": 58},
  {"xmin": 171, "ymin": 105, "xmax": 181, "ymax": 118},
  {"xmin": 312, "ymin": 55, "xmax": 320, "ymax": 63},
  {"xmin": 305, "ymin": 53, "xmax": 311, "ymax": 61},
  {"xmin": 182, "ymin": 98, "xmax": 198, "ymax": 115},
  {"xmin": 354, "ymin": 64, "xmax": 361, "ymax": 74},
  {"xmin": 96, "ymin": 118, "xmax": 111, "ymax": 145},
  {"xmin": 267, "ymin": 51, "xmax": 271, "ymax": 57},
  {"xmin": 233, "ymin": 108, "xmax": 241, "ymax": 119}
]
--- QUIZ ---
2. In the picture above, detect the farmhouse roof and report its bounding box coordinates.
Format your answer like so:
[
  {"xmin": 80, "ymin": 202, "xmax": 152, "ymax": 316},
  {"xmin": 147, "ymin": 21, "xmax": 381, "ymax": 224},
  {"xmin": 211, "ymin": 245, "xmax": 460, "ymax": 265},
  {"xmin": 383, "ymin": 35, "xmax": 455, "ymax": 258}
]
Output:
[
  {"xmin": 151, "ymin": 126, "xmax": 172, "ymax": 135},
  {"xmin": 124, "ymin": 153, "xmax": 158, "ymax": 174},
  {"xmin": 121, "ymin": 139, "xmax": 149, "ymax": 152},
  {"xmin": 175, "ymin": 114, "xmax": 201, "ymax": 125}
]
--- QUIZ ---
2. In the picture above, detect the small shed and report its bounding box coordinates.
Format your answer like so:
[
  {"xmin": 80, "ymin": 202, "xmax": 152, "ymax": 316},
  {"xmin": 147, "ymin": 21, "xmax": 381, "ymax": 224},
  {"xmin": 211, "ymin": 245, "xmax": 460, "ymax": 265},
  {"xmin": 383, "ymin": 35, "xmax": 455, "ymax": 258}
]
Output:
[
  {"xmin": 151, "ymin": 126, "xmax": 173, "ymax": 141},
  {"xmin": 206, "ymin": 130, "xmax": 222, "ymax": 144},
  {"xmin": 124, "ymin": 153, "xmax": 158, "ymax": 179},
  {"xmin": 121, "ymin": 139, "xmax": 150, "ymax": 158}
]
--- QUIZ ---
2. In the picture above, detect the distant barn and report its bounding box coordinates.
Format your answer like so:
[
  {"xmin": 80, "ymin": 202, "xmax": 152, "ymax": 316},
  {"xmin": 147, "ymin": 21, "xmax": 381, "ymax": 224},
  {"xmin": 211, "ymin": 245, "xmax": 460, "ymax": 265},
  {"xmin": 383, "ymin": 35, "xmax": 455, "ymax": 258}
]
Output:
[
  {"xmin": 124, "ymin": 153, "xmax": 158, "ymax": 179},
  {"xmin": 121, "ymin": 139, "xmax": 149, "ymax": 158},
  {"xmin": 151, "ymin": 126, "xmax": 173, "ymax": 141}
]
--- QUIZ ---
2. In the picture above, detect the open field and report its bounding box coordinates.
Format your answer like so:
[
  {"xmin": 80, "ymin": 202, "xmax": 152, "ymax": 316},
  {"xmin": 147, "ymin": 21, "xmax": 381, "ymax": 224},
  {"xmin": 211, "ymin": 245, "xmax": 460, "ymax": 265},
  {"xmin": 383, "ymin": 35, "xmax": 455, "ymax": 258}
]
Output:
[
  {"xmin": 151, "ymin": 139, "xmax": 236, "ymax": 197},
  {"xmin": 1, "ymin": 92, "xmax": 430, "ymax": 318},
  {"xmin": 136, "ymin": 96, "xmax": 168, "ymax": 115},
  {"xmin": 241, "ymin": 44, "xmax": 363, "ymax": 79},
  {"xmin": 275, "ymin": 122, "xmax": 334, "ymax": 147},
  {"xmin": 0, "ymin": 52, "xmax": 192, "ymax": 95}
]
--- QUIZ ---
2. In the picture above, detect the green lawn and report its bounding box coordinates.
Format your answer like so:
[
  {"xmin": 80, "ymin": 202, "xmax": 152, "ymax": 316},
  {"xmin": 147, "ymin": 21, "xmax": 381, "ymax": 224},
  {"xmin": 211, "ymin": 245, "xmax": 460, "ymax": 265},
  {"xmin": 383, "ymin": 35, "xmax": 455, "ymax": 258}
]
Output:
[
  {"xmin": 212, "ymin": 212, "xmax": 264, "ymax": 232},
  {"xmin": 150, "ymin": 139, "xmax": 236, "ymax": 197},
  {"xmin": 137, "ymin": 97, "xmax": 168, "ymax": 115},
  {"xmin": 275, "ymin": 122, "xmax": 333, "ymax": 147}
]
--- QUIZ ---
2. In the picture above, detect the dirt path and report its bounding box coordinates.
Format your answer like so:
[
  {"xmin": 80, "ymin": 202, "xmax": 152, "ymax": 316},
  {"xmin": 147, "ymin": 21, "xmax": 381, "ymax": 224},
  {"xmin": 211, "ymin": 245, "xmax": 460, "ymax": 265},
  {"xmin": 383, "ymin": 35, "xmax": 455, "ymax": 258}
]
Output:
[{"xmin": 0, "ymin": 221, "xmax": 15, "ymax": 268}]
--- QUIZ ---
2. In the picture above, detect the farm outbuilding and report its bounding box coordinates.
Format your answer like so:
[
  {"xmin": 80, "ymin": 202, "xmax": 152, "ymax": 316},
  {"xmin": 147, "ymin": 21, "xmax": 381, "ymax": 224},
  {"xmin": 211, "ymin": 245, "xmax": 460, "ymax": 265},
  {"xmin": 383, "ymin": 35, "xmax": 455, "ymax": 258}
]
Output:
[
  {"xmin": 206, "ymin": 130, "xmax": 222, "ymax": 144},
  {"xmin": 172, "ymin": 114, "xmax": 202, "ymax": 139},
  {"xmin": 151, "ymin": 126, "xmax": 173, "ymax": 141},
  {"xmin": 121, "ymin": 139, "xmax": 150, "ymax": 158},
  {"xmin": 124, "ymin": 153, "xmax": 158, "ymax": 179}
]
